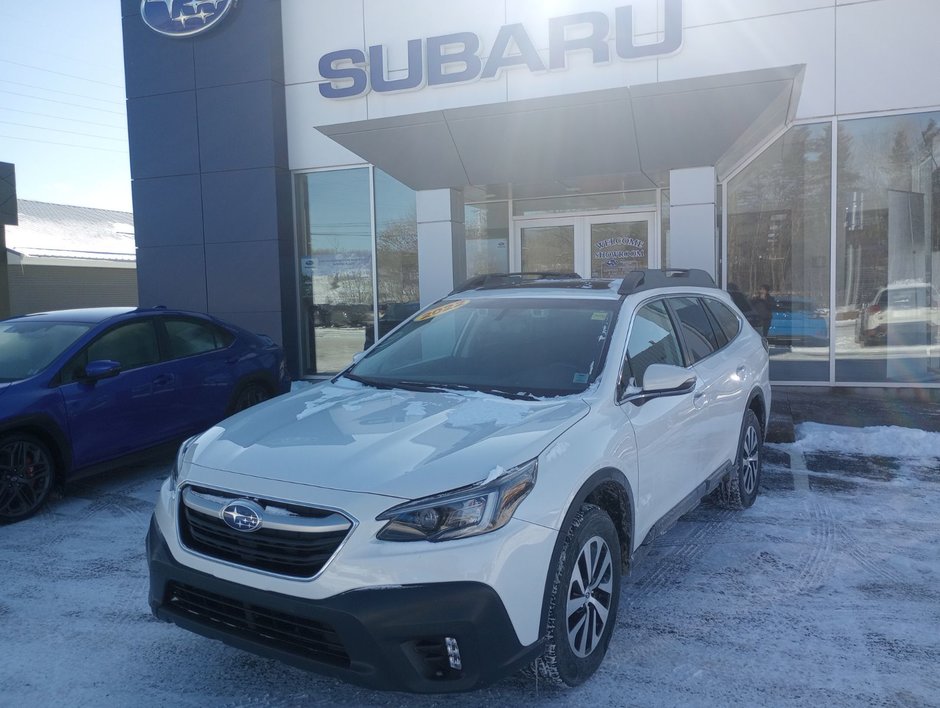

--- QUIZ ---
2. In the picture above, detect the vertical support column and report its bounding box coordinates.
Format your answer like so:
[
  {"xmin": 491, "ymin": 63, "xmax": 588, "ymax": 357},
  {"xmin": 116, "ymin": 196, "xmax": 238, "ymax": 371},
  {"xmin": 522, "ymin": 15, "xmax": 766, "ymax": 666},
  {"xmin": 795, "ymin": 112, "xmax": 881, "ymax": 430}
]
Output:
[
  {"xmin": 417, "ymin": 189, "xmax": 466, "ymax": 305},
  {"xmin": 0, "ymin": 161, "xmax": 16, "ymax": 319},
  {"xmin": 668, "ymin": 167, "xmax": 717, "ymax": 279}
]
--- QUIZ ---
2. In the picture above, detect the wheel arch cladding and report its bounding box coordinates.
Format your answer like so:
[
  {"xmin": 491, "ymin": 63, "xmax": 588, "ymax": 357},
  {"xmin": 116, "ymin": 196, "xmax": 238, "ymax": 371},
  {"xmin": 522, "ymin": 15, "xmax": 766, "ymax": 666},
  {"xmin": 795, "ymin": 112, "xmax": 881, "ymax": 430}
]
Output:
[
  {"xmin": 538, "ymin": 468, "xmax": 634, "ymax": 638},
  {"xmin": 748, "ymin": 387, "xmax": 767, "ymax": 436}
]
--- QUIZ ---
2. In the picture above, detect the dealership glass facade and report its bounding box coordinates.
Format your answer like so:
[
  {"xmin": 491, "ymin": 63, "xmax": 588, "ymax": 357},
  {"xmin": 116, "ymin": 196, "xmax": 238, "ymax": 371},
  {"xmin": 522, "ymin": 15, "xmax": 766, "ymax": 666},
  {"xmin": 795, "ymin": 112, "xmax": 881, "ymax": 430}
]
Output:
[
  {"xmin": 727, "ymin": 112, "xmax": 940, "ymax": 385},
  {"xmin": 727, "ymin": 123, "xmax": 832, "ymax": 382},
  {"xmin": 295, "ymin": 168, "xmax": 417, "ymax": 376},
  {"xmin": 294, "ymin": 112, "xmax": 939, "ymax": 385},
  {"xmin": 835, "ymin": 112, "xmax": 940, "ymax": 383}
]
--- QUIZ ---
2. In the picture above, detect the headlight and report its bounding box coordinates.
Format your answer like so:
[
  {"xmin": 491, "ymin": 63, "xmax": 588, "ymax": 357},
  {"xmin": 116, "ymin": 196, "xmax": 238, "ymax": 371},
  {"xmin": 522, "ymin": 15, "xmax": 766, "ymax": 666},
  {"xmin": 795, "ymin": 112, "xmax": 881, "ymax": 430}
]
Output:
[
  {"xmin": 376, "ymin": 459, "xmax": 537, "ymax": 542},
  {"xmin": 168, "ymin": 435, "xmax": 200, "ymax": 493}
]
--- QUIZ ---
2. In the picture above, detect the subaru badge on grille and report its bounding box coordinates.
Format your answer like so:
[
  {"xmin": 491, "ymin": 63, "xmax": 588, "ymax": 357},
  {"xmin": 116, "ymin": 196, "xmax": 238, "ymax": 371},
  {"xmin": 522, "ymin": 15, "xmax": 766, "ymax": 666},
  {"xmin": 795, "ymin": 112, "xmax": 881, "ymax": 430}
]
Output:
[{"xmin": 221, "ymin": 500, "xmax": 264, "ymax": 532}]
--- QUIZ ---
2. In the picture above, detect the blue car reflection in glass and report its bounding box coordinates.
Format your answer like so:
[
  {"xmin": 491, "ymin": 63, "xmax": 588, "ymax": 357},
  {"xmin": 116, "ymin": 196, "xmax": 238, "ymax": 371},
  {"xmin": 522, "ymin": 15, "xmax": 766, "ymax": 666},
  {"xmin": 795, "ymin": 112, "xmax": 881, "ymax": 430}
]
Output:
[{"xmin": 768, "ymin": 298, "xmax": 829, "ymax": 346}]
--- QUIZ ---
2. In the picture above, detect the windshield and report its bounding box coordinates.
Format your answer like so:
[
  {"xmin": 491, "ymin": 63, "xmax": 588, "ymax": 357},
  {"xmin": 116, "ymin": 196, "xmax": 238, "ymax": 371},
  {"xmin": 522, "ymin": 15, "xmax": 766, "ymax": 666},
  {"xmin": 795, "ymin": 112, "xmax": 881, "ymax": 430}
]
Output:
[
  {"xmin": 0, "ymin": 321, "xmax": 91, "ymax": 382},
  {"xmin": 348, "ymin": 297, "xmax": 619, "ymax": 397}
]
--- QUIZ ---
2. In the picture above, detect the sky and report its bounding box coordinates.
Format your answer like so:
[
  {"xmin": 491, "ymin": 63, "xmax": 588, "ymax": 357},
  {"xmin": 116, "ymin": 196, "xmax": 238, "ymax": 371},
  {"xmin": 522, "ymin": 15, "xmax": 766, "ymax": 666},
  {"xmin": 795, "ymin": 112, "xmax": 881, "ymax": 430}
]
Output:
[{"xmin": 0, "ymin": 1, "xmax": 131, "ymax": 212}]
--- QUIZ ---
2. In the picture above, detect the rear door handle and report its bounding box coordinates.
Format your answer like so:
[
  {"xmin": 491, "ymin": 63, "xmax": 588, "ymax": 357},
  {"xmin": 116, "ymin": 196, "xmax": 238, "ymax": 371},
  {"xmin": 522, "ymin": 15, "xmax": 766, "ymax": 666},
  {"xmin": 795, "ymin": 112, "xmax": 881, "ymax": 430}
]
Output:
[
  {"xmin": 153, "ymin": 374, "xmax": 175, "ymax": 386},
  {"xmin": 736, "ymin": 365, "xmax": 747, "ymax": 377}
]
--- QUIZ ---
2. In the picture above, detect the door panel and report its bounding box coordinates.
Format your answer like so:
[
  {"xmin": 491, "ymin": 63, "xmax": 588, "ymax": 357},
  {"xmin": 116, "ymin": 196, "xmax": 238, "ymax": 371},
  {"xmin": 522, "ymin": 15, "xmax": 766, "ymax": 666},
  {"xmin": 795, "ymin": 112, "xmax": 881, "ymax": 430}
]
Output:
[
  {"xmin": 588, "ymin": 218, "xmax": 651, "ymax": 278},
  {"xmin": 519, "ymin": 224, "xmax": 575, "ymax": 273},
  {"xmin": 513, "ymin": 213, "xmax": 657, "ymax": 278}
]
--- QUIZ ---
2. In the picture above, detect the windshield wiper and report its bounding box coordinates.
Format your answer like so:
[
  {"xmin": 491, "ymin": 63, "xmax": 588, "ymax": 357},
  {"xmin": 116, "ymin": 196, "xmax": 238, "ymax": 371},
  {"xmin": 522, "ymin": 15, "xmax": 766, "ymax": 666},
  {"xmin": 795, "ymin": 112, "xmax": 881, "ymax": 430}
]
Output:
[{"xmin": 342, "ymin": 373, "xmax": 449, "ymax": 394}]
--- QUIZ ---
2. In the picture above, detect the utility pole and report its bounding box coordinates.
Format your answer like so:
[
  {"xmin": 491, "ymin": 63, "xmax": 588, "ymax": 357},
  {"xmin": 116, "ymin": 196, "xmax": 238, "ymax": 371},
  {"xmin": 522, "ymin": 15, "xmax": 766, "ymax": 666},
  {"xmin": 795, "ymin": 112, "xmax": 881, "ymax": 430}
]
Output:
[{"xmin": 0, "ymin": 162, "xmax": 16, "ymax": 319}]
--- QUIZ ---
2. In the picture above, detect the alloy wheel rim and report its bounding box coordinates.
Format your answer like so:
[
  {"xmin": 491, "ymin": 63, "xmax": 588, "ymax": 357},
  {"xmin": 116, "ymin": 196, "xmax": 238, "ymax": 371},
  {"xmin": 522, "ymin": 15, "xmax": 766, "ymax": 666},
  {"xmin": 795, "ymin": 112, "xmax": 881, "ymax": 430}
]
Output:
[
  {"xmin": 565, "ymin": 535, "xmax": 614, "ymax": 658},
  {"xmin": 741, "ymin": 425, "xmax": 760, "ymax": 496},
  {"xmin": 0, "ymin": 440, "xmax": 52, "ymax": 519}
]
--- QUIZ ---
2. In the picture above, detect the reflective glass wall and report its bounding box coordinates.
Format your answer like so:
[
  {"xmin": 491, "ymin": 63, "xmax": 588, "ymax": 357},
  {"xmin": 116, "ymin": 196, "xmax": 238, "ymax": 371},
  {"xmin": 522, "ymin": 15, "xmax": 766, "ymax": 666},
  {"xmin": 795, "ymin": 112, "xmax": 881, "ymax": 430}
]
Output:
[
  {"xmin": 295, "ymin": 168, "xmax": 416, "ymax": 375},
  {"xmin": 727, "ymin": 123, "xmax": 832, "ymax": 381},
  {"xmin": 836, "ymin": 112, "xmax": 940, "ymax": 383}
]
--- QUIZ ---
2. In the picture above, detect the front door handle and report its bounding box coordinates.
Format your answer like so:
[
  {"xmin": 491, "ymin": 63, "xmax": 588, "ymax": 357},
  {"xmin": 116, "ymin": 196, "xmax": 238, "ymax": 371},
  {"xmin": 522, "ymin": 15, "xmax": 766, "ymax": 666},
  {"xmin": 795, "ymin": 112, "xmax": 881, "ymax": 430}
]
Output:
[{"xmin": 693, "ymin": 391, "xmax": 707, "ymax": 409}]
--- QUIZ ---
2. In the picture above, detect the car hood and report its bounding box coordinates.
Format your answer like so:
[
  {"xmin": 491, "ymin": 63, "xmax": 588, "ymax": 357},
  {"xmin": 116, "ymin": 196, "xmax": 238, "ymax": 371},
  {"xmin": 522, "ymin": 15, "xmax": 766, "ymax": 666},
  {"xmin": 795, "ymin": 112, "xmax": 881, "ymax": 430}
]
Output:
[{"xmin": 187, "ymin": 377, "xmax": 590, "ymax": 500}]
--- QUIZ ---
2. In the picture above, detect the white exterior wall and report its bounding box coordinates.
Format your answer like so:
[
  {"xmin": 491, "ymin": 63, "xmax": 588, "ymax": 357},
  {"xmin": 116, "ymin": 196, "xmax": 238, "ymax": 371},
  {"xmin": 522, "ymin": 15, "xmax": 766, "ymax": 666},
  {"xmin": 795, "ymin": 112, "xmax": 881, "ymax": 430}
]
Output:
[{"xmin": 282, "ymin": 0, "xmax": 940, "ymax": 173}]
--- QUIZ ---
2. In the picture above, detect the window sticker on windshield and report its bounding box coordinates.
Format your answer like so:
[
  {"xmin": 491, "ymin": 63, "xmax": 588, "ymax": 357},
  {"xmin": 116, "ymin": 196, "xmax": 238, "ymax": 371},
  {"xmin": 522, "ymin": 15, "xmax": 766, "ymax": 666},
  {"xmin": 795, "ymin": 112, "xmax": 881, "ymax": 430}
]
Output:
[
  {"xmin": 573, "ymin": 373, "xmax": 589, "ymax": 384},
  {"xmin": 415, "ymin": 299, "xmax": 470, "ymax": 322},
  {"xmin": 591, "ymin": 311, "xmax": 608, "ymax": 321}
]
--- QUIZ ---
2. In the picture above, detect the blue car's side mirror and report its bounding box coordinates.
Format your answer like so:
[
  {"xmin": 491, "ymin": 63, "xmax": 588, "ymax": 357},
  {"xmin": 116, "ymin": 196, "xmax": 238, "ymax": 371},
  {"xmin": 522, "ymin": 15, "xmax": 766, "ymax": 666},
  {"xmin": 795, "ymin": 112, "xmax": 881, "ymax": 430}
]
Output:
[{"xmin": 84, "ymin": 360, "xmax": 122, "ymax": 381}]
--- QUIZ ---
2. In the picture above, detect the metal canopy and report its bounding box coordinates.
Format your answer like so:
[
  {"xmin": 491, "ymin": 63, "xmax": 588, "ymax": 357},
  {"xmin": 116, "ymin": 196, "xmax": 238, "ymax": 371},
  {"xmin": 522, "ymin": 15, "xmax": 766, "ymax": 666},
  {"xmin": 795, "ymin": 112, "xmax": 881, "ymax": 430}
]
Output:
[{"xmin": 316, "ymin": 65, "xmax": 804, "ymax": 196}]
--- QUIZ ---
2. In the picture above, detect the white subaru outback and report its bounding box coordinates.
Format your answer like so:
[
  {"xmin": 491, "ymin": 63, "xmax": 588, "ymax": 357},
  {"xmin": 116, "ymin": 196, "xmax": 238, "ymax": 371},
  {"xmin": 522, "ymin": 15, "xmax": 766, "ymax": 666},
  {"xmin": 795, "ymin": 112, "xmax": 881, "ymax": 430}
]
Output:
[{"xmin": 147, "ymin": 269, "xmax": 770, "ymax": 692}]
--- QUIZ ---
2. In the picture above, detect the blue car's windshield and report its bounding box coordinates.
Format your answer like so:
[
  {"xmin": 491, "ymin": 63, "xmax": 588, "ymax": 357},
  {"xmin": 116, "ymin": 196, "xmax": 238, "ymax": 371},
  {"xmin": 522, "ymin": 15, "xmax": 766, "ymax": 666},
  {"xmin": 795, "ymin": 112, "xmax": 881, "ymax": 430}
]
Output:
[
  {"xmin": 347, "ymin": 297, "xmax": 619, "ymax": 397},
  {"xmin": 0, "ymin": 321, "xmax": 92, "ymax": 382}
]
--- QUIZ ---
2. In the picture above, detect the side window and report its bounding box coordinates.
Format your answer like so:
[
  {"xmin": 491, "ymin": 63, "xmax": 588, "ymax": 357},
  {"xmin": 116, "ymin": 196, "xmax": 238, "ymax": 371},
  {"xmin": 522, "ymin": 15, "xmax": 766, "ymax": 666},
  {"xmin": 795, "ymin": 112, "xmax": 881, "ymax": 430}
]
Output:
[
  {"xmin": 625, "ymin": 300, "xmax": 684, "ymax": 387},
  {"xmin": 61, "ymin": 321, "xmax": 160, "ymax": 383},
  {"xmin": 704, "ymin": 298, "xmax": 742, "ymax": 343},
  {"xmin": 164, "ymin": 318, "xmax": 232, "ymax": 359},
  {"xmin": 670, "ymin": 297, "xmax": 720, "ymax": 363}
]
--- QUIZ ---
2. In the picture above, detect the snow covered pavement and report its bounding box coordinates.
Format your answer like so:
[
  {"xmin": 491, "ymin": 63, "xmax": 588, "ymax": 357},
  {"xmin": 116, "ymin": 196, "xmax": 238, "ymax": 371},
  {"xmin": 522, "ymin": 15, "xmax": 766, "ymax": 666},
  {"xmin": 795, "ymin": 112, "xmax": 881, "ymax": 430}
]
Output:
[{"xmin": 1, "ymin": 424, "xmax": 938, "ymax": 707}]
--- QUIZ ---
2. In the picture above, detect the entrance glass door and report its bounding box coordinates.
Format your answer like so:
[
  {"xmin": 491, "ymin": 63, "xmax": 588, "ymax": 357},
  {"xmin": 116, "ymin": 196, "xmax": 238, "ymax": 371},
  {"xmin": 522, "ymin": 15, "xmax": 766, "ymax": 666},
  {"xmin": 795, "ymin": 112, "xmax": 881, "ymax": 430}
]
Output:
[
  {"xmin": 513, "ymin": 213, "xmax": 656, "ymax": 278},
  {"xmin": 586, "ymin": 215, "xmax": 652, "ymax": 278}
]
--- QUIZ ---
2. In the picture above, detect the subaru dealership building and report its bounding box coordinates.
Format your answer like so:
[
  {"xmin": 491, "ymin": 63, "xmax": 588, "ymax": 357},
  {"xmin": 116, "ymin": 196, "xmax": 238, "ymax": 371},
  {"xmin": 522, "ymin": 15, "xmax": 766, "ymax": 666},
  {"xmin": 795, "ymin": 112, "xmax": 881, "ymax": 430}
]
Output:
[{"xmin": 121, "ymin": 0, "xmax": 939, "ymax": 388}]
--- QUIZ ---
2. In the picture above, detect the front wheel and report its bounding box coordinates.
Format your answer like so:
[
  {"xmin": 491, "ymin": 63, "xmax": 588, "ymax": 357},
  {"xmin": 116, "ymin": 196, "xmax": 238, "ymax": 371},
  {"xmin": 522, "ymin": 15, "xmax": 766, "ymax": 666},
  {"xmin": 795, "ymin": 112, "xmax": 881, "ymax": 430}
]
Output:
[
  {"xmin": 535, "ymin": 504, "xmax": 621, "ymax": 687},
  {"xmin": 0, "ymin": 434, "xmax": 56, "ymax": 523},
  {"xmin": 719, "ymin": 409, "xmax": 763, "ymax": 509}
]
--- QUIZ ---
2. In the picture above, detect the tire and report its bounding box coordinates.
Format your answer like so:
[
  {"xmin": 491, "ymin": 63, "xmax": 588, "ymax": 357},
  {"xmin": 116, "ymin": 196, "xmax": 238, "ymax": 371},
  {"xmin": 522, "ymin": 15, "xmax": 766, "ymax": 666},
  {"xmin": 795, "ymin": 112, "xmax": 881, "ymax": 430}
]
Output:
[
  {"xmin": 229, "ymin": 381, "xmax": 271, "ymax": 414},
  {"xmin": 719, "ymin": 409, "xmax": 763, "ymax": 510},
  {"xmin": 535, "ymin": 504, "xmax": 621, "ymax": 687},
  {"xmin": 0, "ymin": 433, "xmax": 56, "ymax": 524}
]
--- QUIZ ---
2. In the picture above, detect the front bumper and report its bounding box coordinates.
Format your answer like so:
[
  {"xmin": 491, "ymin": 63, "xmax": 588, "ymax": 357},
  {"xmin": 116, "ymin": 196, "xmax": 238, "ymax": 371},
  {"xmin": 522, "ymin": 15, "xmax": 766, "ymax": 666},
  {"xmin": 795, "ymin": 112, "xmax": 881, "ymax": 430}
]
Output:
[{"xmin": 147, "ymin": 517, "xmax": 542, "ymax": 693}]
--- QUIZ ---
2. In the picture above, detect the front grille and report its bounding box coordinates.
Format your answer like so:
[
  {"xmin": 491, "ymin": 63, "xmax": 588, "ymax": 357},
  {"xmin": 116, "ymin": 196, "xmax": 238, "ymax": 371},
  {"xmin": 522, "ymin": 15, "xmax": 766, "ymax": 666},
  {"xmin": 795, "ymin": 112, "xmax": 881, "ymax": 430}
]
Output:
[
  {"xmin": 179, "ymin": 486, "xmax": 352, "ymax": 578},
  {"xmin": 167, "ymin": 582, "xmax": 350, "ymax": 668}
]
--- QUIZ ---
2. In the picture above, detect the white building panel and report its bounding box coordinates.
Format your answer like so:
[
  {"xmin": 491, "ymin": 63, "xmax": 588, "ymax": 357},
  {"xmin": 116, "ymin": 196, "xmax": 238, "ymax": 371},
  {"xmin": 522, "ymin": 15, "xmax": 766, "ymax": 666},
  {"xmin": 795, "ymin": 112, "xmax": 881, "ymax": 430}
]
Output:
[
  {"xmin": 836, "ymin": 0, "xmax": 940, "ymax": 115},
  {"xmin": 281, "ymin": 0, "xmax": 365, "ymax": 86},
  {"xmin": 657, "ymin": 7, "xmax": 836, "ymax": 119}
]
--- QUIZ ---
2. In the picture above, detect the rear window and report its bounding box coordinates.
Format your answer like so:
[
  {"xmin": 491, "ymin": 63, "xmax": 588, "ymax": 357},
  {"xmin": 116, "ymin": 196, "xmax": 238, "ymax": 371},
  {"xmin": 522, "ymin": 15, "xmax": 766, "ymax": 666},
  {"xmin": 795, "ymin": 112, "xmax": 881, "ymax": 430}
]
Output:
[{"xmin": 704, "ymin": 298, "xmax": 742, "ymax": 342}]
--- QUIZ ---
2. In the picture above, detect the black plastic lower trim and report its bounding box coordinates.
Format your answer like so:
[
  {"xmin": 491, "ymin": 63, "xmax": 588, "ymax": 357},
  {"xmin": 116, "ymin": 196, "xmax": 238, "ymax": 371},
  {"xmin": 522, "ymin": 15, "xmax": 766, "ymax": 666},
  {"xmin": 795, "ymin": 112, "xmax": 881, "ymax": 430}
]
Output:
[{"xmin": 147, "ymin": 516, "xmax": 543, "ymax": 693}]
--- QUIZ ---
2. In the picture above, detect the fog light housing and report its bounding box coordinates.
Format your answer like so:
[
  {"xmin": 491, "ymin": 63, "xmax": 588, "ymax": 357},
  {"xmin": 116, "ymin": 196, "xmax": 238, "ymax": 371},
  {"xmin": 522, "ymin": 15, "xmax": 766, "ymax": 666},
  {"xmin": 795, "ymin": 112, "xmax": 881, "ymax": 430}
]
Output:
[{"xmin": 445, "ymin": 637, "xmax": 462, "ymax": 670}]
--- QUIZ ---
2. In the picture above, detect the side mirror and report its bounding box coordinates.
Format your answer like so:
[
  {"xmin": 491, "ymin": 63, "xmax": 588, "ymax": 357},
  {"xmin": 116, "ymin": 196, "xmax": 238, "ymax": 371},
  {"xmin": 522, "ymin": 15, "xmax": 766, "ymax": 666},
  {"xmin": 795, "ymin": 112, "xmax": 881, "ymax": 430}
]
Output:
[
  {"xmin": 622, "ymin": 363, "xmax": 696, "ymax": 404},
  {"xmin": 84, "ymin": 359, "xmax": 122, "ymax": 381}
]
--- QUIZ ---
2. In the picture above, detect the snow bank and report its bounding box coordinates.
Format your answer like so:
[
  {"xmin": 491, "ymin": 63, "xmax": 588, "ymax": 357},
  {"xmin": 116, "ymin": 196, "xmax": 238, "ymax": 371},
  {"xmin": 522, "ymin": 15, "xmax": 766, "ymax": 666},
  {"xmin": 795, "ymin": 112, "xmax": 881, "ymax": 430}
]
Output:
[{"xmin": 795, "ymin": 422, "xmax": 940, "ymax": 460}]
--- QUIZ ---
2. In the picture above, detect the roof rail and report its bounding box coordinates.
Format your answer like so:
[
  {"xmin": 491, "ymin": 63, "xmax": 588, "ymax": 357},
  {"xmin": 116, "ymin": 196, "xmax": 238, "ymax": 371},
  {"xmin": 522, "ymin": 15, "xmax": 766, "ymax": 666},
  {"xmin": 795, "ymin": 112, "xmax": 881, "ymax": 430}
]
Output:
[
  {"xmin": 618, "ymin": 268, "xmax": 717, "ymax": 295},
  {"xmin": 450, "ymin": 271, "xmax": 582, "ymax": 294}
]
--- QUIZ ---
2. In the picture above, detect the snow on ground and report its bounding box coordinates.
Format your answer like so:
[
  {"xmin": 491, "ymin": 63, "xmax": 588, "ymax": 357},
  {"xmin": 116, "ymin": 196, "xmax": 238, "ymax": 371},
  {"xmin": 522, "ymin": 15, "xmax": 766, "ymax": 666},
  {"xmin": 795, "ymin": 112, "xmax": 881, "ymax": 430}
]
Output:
[{"xmin": 1, "ymin": 424, "xmax": 938, "ymax": 707}]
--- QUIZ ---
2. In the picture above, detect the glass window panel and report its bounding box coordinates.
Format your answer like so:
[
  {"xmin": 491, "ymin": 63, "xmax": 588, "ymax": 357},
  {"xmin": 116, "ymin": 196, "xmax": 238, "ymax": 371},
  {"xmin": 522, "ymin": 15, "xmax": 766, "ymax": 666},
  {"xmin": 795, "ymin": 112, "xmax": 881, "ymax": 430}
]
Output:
[
  {"xmin": 625, "ymin": 300, "xmax": 683, "ymax": 386},
  {"xmin": 520, "ymin": 225, "xmax": 574, "ymax": 273},
  {"xmin": 727, "ymin": 123, "xmax": 832, "ymax": 381},
  {"xmin": 465, "ymin": 202, "xmax": 510, "ymax": 278},
  {"xmin": 670, "ymin": 297, "xmax": 719, "ymax": 363},
  {"xmin": 297, "ymin": 168, "xmax": 373, "ymax": 376},
  {"xmin": 87, "ymin": 322, "xmax": 159, "ymax": 371},
  {"xmin": 836, "ymin": 112, "xmax": 940, "ymax": 383},
  {"xmin": 513, "ymin": 191, "xmax": 656, "ymax": 217},
  {"xmin": 590, "ymin": 220, "xmax": 648, "ymax": 278},
  {"xmin": 374, "ymin": 169, "xmax": 418, "ymax": 349},
  {"xmin": 164, "ymin": 319, "xmax": 226, "ymax": 359}
]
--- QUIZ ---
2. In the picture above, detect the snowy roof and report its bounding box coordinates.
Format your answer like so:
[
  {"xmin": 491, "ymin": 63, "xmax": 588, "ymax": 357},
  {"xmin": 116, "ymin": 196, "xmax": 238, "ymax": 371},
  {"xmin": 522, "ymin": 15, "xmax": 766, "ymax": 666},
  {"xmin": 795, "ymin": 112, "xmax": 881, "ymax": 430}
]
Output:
[{"xmin": 5, "ymin": 199, "xmax": 136, "ymax": 264}]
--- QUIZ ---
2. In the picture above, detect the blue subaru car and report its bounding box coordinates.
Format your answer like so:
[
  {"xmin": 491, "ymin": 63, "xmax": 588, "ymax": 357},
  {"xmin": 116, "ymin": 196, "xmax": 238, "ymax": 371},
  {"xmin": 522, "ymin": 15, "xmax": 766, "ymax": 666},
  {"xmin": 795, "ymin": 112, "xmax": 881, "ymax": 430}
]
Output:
[{"xmin": 0, "ymin": 307, "xmax": 290, "ymax": 523}]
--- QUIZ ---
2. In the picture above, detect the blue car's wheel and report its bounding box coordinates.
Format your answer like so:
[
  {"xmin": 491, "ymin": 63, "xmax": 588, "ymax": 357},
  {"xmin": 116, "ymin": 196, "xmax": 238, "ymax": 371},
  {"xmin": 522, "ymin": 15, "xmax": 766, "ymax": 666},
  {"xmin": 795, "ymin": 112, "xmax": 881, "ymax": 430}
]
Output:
[
  {"xmin": 229, "ymin": 381, "xmax": 271, "ymax": 414},
  {"xmin": 0, "ymin": 434, "xmax": 56, "ymax": 523}
]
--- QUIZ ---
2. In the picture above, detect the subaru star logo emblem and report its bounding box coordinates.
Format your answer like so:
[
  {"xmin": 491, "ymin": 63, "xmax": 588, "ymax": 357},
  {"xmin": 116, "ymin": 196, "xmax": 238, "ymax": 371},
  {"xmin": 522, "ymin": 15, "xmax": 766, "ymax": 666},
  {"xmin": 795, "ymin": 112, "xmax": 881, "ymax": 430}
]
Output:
[
  {"xmin": 221, "ymin": 499, "xmax": 263, "ymax": 533},
  {"xmin": 141, "ymin": 0, "xmax": 236, "ymax": 38}
]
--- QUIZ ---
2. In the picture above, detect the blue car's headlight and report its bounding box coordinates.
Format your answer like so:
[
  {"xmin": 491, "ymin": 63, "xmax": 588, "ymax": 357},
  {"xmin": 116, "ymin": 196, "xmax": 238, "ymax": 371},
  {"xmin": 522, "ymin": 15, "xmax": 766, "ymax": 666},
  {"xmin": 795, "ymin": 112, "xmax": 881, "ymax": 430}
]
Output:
[{"xmin": 375, "ymin": 459, "xmax": 537, "ymax": 542}]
